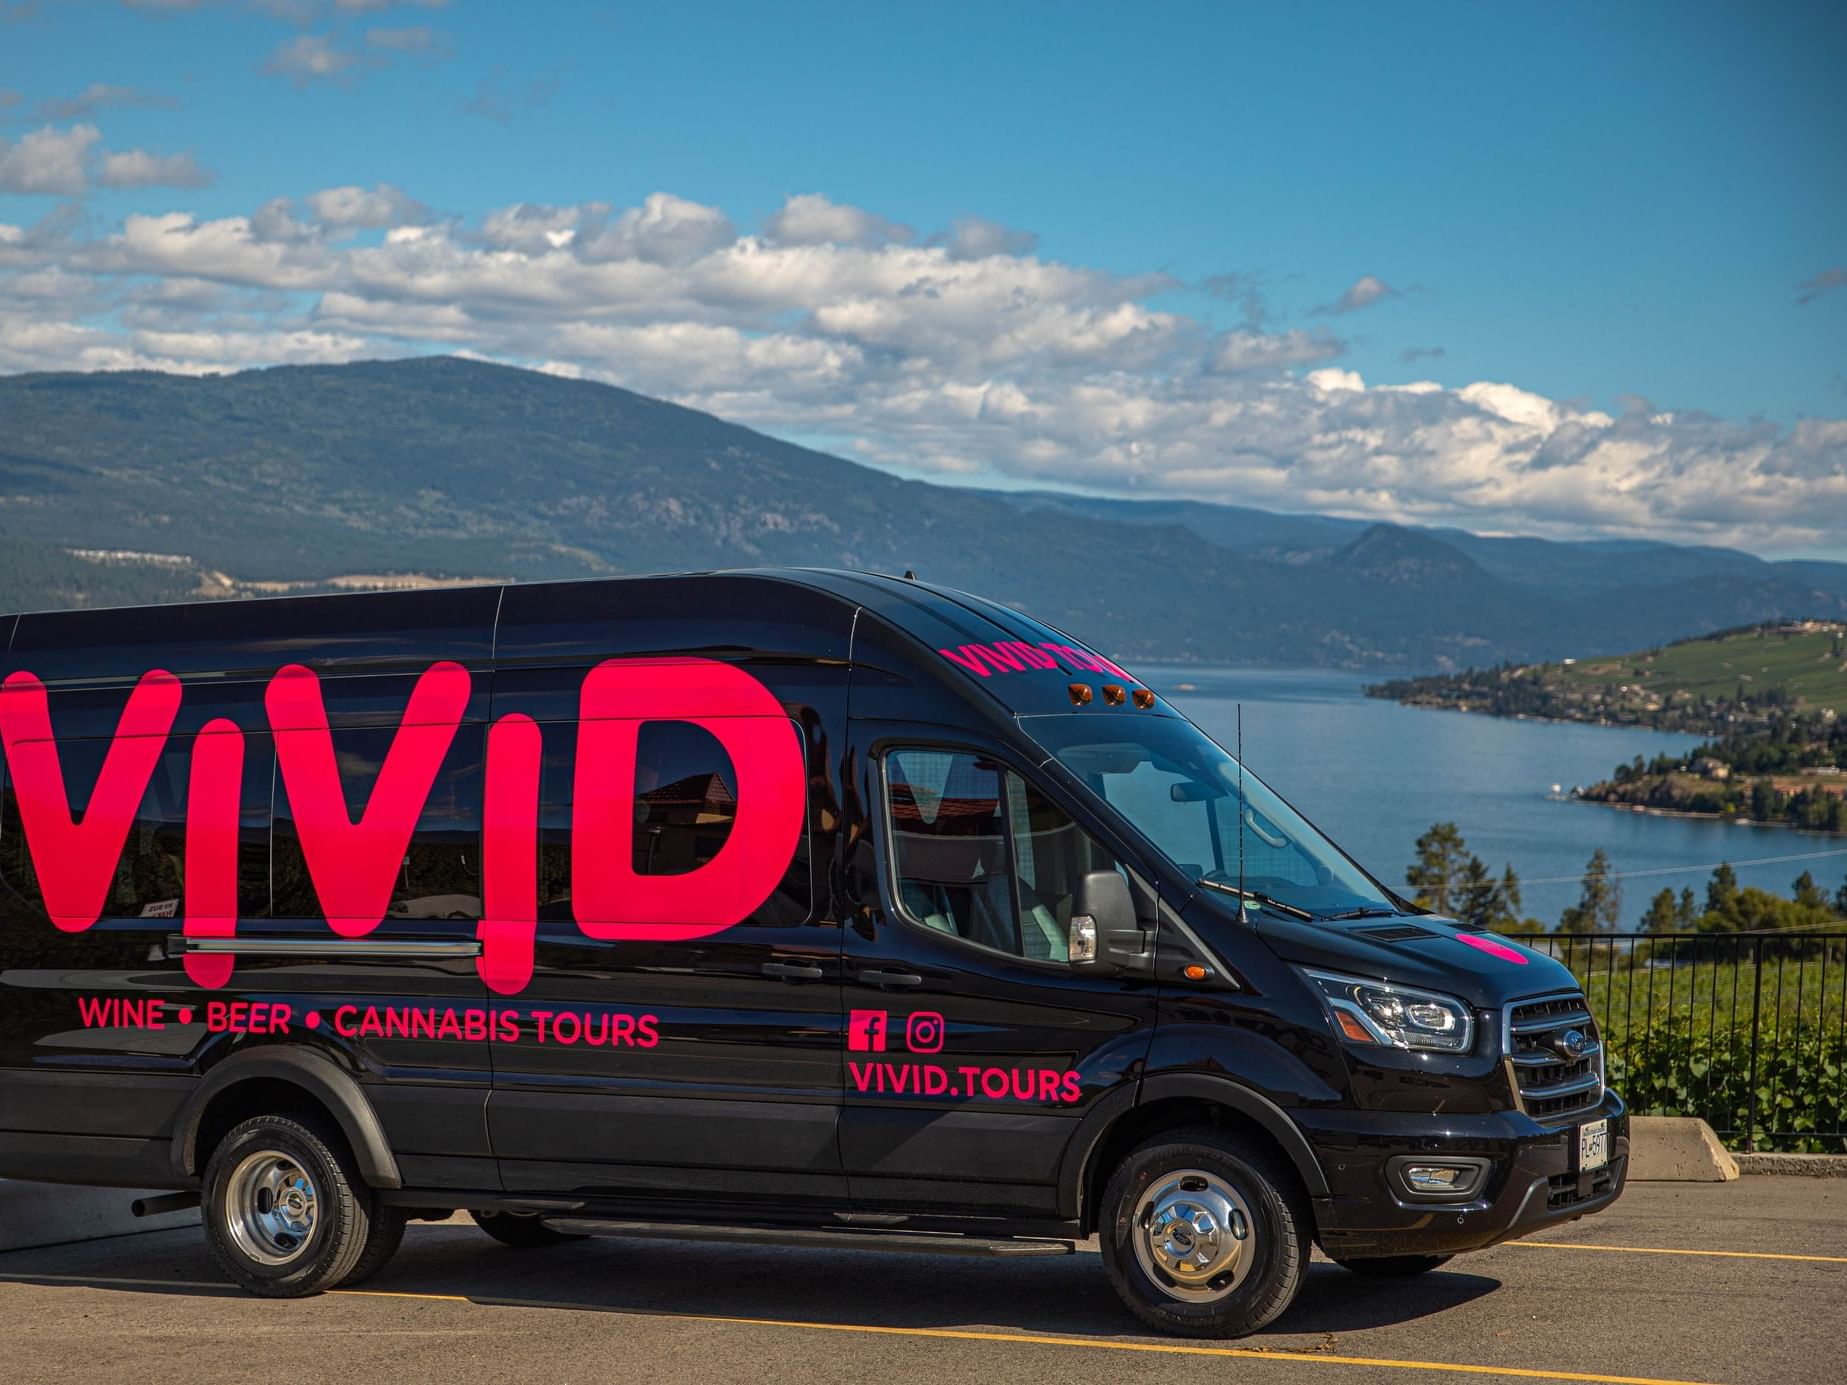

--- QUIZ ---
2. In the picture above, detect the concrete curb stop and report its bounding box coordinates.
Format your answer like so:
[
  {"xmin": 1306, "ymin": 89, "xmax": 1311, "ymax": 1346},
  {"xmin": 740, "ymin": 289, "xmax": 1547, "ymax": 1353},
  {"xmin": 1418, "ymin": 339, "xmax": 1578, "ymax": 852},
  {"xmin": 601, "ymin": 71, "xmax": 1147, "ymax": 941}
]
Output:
[
  {"xmin": 1735, "ymin": 1152, "xmax": 1847, "ymax": 1177},
  {"xmin": 1627, "ymin": 1116, "xmax": 1740, "ymax": 1181},
  {"xmin": 0, "ymin": 1179, "xmax": 199, "ymax": 1253}
]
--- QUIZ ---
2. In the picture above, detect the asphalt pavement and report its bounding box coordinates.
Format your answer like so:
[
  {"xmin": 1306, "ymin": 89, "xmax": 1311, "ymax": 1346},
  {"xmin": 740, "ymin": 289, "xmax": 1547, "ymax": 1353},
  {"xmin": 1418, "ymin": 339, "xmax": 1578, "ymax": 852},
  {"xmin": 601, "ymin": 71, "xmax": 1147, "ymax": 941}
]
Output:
[{"xmin": 1, "ymin": 1178, "xmax": 1841, "ymax": 1385}]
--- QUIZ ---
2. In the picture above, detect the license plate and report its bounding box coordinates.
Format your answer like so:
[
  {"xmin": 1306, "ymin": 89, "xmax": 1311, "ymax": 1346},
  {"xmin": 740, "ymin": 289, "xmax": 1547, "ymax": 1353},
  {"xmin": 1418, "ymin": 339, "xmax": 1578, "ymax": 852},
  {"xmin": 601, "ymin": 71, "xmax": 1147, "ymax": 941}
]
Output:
[{"xmin": 1579, "ymin": 1118, "xmax": 1609, "ymax": 1171}]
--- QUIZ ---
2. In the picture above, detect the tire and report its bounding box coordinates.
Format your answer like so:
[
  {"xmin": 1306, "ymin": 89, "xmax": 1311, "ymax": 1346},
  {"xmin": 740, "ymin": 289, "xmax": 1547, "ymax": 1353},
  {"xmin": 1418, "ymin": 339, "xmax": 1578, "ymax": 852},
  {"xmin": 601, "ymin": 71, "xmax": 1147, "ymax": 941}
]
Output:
[
  {"xmin": 470, "ymin": 1209, "xmax": 585, "ymax": 1248},
  {"xmin": 202, "ymin": 1112, "xmax": 381, "ymax": 1298},
  {"xmin": 338, "ymin": 1204, "xmax": 410, "ymax": 1287},
  {"xmin": 1099, "ymin": 1126, "xmax": 1310, "ymax": 1338},
  {"xmin": 1333, "ymin": 1253, "xmax": 1453, "ymax": 1278}
]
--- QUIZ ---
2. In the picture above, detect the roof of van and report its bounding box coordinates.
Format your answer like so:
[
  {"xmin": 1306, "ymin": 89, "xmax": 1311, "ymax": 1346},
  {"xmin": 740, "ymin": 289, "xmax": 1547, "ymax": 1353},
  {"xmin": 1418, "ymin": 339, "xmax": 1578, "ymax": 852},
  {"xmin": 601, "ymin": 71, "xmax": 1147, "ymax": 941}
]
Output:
[{"xmin": 0, "ymin": 569, "xmax": 1151, "ymax": 719}]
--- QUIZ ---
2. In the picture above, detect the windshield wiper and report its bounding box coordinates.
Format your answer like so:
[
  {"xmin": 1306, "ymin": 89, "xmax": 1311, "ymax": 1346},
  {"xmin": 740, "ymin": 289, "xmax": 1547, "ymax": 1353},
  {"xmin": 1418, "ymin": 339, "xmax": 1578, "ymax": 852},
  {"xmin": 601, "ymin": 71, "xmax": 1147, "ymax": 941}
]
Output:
[
  {"xmin": 1321, "ymin": 907, "xmax": 1399, "ymax": 920},
  {"xmin": 1196, "ymin": 877, "xmax": 1317, "ymax": 921}
]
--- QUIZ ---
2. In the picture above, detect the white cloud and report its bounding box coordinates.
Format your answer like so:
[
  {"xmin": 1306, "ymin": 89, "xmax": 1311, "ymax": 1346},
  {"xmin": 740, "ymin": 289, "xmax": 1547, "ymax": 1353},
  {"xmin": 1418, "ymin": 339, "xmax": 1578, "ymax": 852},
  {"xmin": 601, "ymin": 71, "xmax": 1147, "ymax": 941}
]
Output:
[
  {"xmin": 365, "ymin": 25, "xmax": 449, "ymax": 57},
  {"xmin": 0, "ymin": 124, "xmax": 100, "ymax": 195},
  {"xmin": 97, "ymin": 149, "xmax": 214, "ymax": 189},
  {"xmin": 39, "ymin": 83, "xmax": 181, "ymax": 119},
  {"xmin": 1316, "ymin": 274, "xmax": 1398, "ymax": 314},
  {"xmin": 765, "ymin": 193, "xmax": 913, "ymax": 248},
  {"xmin": 305, "ymin": 182, "xmax": 428, "ymax": 228},
  {"xmin": 263, "ymin": 34, "xmax": 357, "ymax": 86},
  {"xmin": 3, "ymin": 183, "xmax": 1842, "ymax": 554},
  {"xmin": 943, "ymin": 215, "xmax": 1039, "ymax": 260},
  {"xmin": 459, "ymin": 68, "xmax": 556, "ymax": 123},
  {"xmin": 336, "ymin": 0, "xmax": 447, "ymax": 12}
]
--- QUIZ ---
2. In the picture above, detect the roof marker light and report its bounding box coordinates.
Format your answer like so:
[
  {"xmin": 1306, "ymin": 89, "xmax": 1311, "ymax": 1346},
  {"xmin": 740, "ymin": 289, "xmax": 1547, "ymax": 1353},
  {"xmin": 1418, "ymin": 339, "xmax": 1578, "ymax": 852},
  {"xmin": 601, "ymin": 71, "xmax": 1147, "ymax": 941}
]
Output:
[
  {"xmin": 1068, "ymin": 683, "xmax": 1093, "ymax": 706},
  {"xmin": 1132, "ymin": 688, "xmax": 1156, "ymax": 709},
  {"xmin": 1101, "ymin": 684, "xmax": 1126, "ymax": 706}
]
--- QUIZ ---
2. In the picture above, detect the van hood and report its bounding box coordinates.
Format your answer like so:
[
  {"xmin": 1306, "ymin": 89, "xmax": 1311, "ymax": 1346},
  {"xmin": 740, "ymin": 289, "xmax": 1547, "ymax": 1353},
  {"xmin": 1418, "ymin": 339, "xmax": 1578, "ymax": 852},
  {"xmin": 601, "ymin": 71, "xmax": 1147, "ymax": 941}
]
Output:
[{"xmin": 1231, "ymin": 906, "xmax": 1581, "ymax": 1009}]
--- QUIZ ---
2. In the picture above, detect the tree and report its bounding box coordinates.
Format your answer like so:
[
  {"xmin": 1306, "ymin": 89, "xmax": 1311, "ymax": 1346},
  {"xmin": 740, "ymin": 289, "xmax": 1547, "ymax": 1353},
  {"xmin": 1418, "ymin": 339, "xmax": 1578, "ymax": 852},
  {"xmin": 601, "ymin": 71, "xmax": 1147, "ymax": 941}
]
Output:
[
  {"xmin": 1559, "ymin": 848, "xmax": 1622, "ymax": 933},
  {"xmin": 1456, "ymin": 858, "xmax": 1523, "ymax": 930},
  {"xmin": 1677, "ymin": 887, "xmax": 1700, "ymax": 930},
  {"xmin": 1707, "ymin": 863, "xmax": 1739, "ymax": 921},
  {"xmin": 1792, "ymin": 871, "xmax": 1828, "ymax": 911},
  {"xmin": 1406, "ymin": 822, "xmax": 1526, "ymax": 927},
  {"xmin": 1406, "ymin": 823, "xmax": 1470, "ymax": 915},
  {"xmin": 1641, "ymin": 887, "xmax": 1681, "ymax": 934},
  {"xmin": 1500, "ymin": 866, "xmax": 1524, "ymax": 919},
  {"xmin": 1836, "ymin": 874, "xmax": 1847, "ymax": 918}
]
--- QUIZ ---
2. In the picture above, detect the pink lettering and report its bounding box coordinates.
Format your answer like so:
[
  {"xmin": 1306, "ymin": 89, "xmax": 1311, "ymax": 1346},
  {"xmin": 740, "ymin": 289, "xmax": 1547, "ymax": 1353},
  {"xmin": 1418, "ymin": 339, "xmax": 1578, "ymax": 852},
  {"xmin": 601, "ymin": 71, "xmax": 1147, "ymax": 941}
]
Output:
[
  {"xmin": 0, "ymin": 669, "xmax": 181, "ymax": 931},
  {"xmin": 267, "ymin": 660, "xmax": 470, "ymax": 937},
  {"xmin": 478, "ymin": 712, "xmax": 541, "ymax": 996},
  {"xmin": 937, "ymin": 646, "xmax": 992, "ymax": 678},
  {"xmin": 181, "ymin": 719, "xmax": 244, "ymax": 988},
  {"xmin": 971, "ymin": 642, "xmax": 1026, "ymax": 673},
  {"xmin": 572, "ymin": 658, "xmax": 804, "ymax": 942}
]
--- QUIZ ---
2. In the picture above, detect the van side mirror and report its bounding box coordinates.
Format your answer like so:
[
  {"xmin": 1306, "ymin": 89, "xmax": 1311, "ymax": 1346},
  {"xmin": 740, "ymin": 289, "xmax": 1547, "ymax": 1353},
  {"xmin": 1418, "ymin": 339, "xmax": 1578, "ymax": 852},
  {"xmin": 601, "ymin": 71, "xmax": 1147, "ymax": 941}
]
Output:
[{"xmin": 1069, "ymin": 870, "xmax": 1142, "ymax": 973}]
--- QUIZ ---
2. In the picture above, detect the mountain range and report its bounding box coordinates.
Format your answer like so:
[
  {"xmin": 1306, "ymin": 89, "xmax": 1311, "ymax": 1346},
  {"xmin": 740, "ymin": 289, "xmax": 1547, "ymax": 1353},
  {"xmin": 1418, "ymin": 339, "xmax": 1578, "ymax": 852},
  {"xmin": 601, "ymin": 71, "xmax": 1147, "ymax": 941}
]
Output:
[{"xmin": 3, "ymin": 356, "xmax": 1844, "ymax": 670}]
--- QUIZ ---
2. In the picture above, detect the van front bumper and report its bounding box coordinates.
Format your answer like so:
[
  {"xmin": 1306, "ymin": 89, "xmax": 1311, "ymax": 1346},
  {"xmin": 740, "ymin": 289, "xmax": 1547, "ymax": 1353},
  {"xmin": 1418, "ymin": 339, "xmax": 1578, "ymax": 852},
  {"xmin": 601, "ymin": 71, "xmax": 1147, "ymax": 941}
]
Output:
[{"xmin": 1297, "ymin": 1090, "xmax": 1629, "ymax": 1260}]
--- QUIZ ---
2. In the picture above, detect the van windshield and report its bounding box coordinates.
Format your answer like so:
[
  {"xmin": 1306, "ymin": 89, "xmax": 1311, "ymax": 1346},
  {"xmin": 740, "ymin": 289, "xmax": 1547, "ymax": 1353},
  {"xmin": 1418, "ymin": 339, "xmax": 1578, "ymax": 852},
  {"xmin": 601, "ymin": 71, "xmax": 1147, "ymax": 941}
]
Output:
[{"xmin": 1019, "ymin": 713, "xmax": 1397, "ymax": 919}]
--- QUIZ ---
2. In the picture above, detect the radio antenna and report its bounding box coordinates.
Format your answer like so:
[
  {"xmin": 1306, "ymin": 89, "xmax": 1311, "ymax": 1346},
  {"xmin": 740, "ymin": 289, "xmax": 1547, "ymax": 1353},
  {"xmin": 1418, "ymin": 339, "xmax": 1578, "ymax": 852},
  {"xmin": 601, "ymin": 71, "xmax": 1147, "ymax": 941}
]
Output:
[{"xmin": 1236, "ymin": 702, "xmax": 1247, "ymax": 924}]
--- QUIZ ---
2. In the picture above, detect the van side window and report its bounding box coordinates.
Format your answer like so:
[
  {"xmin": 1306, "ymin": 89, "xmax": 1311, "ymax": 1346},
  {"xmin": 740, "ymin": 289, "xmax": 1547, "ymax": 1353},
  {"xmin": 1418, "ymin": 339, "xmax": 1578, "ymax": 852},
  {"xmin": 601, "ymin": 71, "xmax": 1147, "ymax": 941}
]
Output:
[
  {"xmin": 272, "ymin": 724, "xmax": 484, "ymax": 924},
  {"xmin": 632, "ymin": 722, "xmax": 736, "ymax": 875},
  {"xmin": 0, "ymin": 733, "xmax": 274, "ymax": 926},
  {"xmin": 532, "ymin": 716, "xmax": 814, "ymax": 928},
  {"xmin": 885, "ymin": 748, "xmax": 1117, "ymax": 964}
]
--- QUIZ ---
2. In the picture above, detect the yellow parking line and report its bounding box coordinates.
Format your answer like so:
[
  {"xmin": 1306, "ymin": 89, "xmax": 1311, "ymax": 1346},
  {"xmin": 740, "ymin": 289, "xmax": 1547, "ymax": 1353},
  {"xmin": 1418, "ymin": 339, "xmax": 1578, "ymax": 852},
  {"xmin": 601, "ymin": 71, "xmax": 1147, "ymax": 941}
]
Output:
[
  {"xmin": 1513, "ymin": 1241, "xmax": 1847, "ymax": 1264},
  {"xmin": 4, "ymin": 1278, "xmax": 1725, "ymax": 1383},
  {"xmin": 331, "ymin": 1292, "xmax": 1722, "ymax": 1385}
]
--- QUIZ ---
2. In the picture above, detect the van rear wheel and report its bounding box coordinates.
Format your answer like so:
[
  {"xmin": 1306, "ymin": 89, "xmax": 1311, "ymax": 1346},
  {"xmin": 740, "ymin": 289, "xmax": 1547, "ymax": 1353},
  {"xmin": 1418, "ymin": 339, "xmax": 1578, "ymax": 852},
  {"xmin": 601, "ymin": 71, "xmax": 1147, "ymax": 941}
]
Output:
[
  {"xmin": 202, "ymin": 1112, "xmax": 383, "ymax": 1297},
  {"xmin": 470, "ymin": 1209, "xmax": 585, "ymax": 1248},
  {"xmin": 1099, "ymin": 1127, "xmax": 1309, "ymax": 1338}
]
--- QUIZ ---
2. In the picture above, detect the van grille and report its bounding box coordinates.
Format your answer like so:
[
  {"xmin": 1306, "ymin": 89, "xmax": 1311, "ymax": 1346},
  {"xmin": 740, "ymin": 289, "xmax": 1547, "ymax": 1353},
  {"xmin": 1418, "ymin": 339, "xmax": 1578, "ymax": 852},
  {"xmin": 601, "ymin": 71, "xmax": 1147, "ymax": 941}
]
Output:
[{"xmin": 1503, "ymin": 992, "xmax": 1605, "ymax": 1123}]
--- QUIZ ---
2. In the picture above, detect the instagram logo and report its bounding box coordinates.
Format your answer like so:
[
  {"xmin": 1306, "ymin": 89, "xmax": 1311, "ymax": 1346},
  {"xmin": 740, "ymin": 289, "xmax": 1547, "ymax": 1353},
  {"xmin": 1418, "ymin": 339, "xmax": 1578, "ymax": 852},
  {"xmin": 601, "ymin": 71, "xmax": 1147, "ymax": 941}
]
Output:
[
  {"xmin": 848, "ymin": 1009, "xmax": 888, "ymax": 1052},
  {"xmin": 905, "ymin": 1011, "xmax": 946, "ymax": 1054}
]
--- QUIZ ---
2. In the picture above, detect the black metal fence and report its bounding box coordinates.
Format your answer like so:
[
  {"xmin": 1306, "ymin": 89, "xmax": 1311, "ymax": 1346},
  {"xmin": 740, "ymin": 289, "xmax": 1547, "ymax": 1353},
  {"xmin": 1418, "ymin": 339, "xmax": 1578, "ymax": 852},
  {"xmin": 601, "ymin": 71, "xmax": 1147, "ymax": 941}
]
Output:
[{"xmin": 1539, "ymin": 931, "xmax": 1847, "ymax": 1151}]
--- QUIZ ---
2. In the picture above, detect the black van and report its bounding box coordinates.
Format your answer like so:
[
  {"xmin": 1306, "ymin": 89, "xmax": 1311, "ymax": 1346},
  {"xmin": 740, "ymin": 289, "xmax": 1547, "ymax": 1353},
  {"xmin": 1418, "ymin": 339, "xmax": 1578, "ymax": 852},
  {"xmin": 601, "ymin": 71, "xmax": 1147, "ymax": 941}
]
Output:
[{"xmin": 0, "ymin": 570, "xmax": 1625, "ymax": 1337}]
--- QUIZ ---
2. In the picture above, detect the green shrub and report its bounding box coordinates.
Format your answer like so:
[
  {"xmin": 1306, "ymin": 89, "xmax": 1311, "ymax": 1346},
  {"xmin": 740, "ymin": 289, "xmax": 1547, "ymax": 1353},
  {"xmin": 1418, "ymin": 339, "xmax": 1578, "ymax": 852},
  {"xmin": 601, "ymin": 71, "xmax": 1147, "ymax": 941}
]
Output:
[{"xmin": 1605, "ymin": 1016, "xmax": 1846, "ymax": 1153}]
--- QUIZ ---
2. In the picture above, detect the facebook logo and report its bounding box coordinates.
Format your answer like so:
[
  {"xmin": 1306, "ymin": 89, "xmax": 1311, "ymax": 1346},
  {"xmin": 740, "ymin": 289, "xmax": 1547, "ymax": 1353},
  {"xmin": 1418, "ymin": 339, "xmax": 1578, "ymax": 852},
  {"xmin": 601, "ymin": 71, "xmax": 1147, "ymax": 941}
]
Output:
[{"xmin": 848, "ymin": 1009, "xmax": 889, "ymax": 1052}]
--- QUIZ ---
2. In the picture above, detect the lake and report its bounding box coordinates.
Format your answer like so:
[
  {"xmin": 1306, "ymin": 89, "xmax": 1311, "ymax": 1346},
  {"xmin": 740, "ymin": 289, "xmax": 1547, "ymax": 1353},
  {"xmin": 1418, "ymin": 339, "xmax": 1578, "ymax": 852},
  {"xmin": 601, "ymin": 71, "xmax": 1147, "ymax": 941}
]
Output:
[{"xmin": 1141, "ymin": 664, "xmax": 1847, "ymax": 929}]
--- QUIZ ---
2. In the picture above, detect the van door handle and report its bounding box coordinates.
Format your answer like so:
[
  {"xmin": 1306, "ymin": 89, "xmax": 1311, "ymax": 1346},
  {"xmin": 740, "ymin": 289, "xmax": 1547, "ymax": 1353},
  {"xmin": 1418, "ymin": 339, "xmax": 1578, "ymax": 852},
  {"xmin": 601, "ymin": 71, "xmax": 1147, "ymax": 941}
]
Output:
[
  {"xmin": 762, "ymin": 960, "xmax": 826, "ymax": 982},
  {"xmin": 857, "ymin": 968, "xmax": 924, "ymax": 989}
]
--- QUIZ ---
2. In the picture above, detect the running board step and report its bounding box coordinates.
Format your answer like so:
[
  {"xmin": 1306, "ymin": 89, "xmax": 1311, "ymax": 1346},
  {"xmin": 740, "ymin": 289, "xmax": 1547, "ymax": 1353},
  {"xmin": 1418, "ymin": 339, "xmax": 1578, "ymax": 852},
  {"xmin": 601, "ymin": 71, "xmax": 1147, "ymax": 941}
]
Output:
[{"xmin": 539, "ymin": 1218, "xmax": 1076, "ymax": 1257}]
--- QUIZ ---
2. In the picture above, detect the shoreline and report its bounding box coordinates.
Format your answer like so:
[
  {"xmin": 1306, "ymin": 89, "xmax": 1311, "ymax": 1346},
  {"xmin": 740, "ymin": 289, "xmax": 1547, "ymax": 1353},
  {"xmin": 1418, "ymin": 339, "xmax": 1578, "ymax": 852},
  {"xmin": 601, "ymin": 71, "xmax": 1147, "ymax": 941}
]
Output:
[
  {"xmin": 1561, "ymin": 794, "xmax": 1847, "ymax": 839},
  {"xmin": 1378, "ymin": 695, "xmax": 1721, "ymax": 737}
]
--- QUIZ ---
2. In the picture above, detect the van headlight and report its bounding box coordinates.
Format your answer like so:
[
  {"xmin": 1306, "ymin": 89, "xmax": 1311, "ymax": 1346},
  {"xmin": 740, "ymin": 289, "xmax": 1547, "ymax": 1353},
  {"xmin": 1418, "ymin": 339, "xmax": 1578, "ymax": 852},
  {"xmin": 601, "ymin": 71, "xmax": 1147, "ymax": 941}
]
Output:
[{"xmin": 1302, "ymin": 968, "xmax": 1474, "ymax": 1053}]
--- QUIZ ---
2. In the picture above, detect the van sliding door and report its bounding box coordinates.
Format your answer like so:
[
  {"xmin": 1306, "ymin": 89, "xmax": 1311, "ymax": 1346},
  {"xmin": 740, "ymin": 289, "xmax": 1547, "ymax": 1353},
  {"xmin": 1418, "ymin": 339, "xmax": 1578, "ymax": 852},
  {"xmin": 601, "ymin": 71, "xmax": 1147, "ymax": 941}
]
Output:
[{"xmin": 483, "ymin": 668, "xmax": 845, "ymax": 1204}]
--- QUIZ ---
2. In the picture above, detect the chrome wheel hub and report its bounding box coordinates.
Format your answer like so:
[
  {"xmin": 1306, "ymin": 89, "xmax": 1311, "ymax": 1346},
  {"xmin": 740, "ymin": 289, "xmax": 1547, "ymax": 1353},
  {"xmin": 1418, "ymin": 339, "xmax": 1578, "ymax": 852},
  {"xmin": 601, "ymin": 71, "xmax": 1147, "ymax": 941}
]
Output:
[
  {"xmin": 1132, "ymin": 1169, "xmax": 1254, "ymax": 1302},
  {"xmin": 225, "ymin": 1150, "xmax": 318, "ymax": 1266}
]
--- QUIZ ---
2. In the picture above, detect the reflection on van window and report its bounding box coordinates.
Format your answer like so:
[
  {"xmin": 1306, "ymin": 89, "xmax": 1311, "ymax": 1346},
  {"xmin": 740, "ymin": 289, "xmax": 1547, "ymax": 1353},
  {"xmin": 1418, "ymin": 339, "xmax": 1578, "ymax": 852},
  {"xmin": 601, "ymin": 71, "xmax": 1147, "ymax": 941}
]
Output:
[
  {"xmin": 886, "ymin": 748, "xmax": 1117, "ymax": 963},
  {"xmin": 273, "ymin": 724, "xmax": 483, "ymax": 924},
  {"xmin": 1019, "ymin": 714, "xmax": 1395, "ymax": 919},
  {"xmin": 532, "ymin": 717, "xmax": 814, "ymax": 929},
  {"xmin": 632, "ymin": 722, "xmax": 735, "ymax": 876},
  {"xmin": 0, "ymin": 735, "xmax": 272, "ymax": 931}
]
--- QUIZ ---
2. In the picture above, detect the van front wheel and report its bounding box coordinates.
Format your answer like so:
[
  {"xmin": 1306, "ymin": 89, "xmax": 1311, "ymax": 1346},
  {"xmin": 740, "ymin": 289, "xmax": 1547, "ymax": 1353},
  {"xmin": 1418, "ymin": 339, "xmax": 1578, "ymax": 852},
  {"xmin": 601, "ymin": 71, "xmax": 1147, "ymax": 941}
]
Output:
[{"xmin": 1099, "ymin": 1127, "xmax": 1309, "ymax": 1338}]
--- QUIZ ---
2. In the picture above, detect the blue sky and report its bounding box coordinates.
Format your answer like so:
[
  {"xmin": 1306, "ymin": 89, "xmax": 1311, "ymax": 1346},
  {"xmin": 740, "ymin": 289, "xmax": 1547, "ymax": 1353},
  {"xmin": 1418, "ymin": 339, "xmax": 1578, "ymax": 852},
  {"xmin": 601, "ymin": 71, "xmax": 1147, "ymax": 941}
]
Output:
[{"xmin": 2, "ymin": 0, "xmax": 1844, "ymax": 556}]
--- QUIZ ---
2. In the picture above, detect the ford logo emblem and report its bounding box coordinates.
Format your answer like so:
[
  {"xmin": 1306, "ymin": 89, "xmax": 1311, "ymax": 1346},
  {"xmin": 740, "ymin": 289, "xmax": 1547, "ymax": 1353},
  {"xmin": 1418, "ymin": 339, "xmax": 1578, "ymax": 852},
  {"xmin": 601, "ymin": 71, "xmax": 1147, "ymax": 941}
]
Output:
[{"xmin": 1551, "ymin": 1028, "xmax": 1590, "ymax": 1060}]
